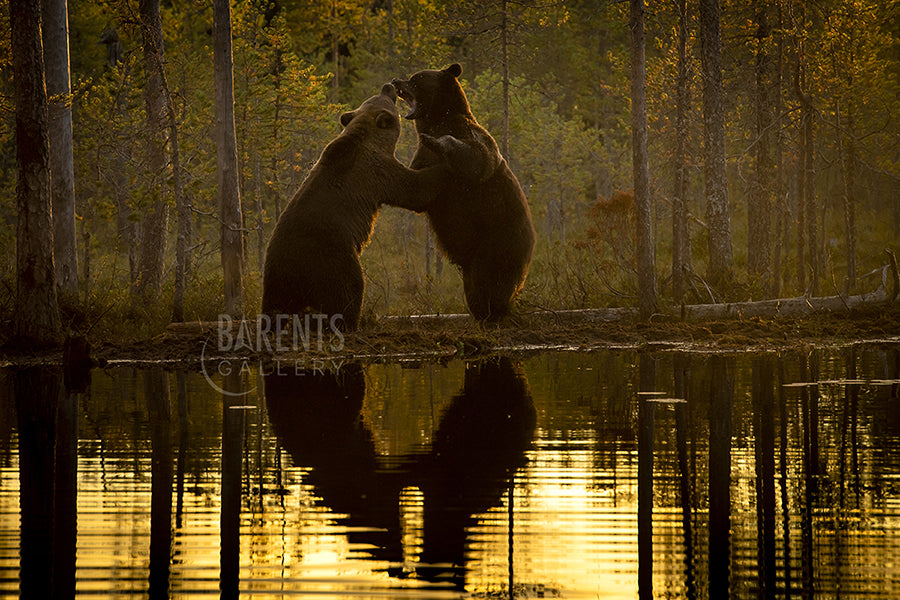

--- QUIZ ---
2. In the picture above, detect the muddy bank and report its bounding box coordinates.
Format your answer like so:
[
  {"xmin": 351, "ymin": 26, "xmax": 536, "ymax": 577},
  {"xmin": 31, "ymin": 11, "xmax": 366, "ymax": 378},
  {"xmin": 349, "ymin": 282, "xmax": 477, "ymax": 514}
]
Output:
[{"xmin": 2, "ymin": 303, "xmax": 899, "ymax": 368}]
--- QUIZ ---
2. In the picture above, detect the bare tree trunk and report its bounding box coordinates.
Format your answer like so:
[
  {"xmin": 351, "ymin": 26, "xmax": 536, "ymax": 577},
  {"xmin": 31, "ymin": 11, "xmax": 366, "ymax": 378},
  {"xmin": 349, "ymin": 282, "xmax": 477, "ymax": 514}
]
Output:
[
  {"xmin": 630, "ymin": 0, "xmax": 657, "ymax": 319},
  {"xmin": 254, "ymin": 152, "xmax": 265, "ymax": 272},
  {"xmin": 672, "ymin": 0, "xmax": 692, "ymax": 304},
  {"xmin": 500, "ymin": 0, "xmax": 510, "ymax": 159},
  {"xmin": 330, "ymin": 0, "xmax": 339, "ymax": 100},
  {"xmin": 11, "ymin": 0, "xmax": 61, "ymax": 346},
  {"xmin": 135, "ymin": 0, "xmax": 169, "ymax": 301},
  {"xmin": 81, "ymin": 215, "xmax": 90, "ymax": 306},
  {"xmin": 386, "ymin": 0, "xmax": 395, "ymax": 68},
  {"xmin": 836, "ymin": 97, "xmax": 857, "ymax": 293},
  {"xmin": 804, "ymin": 109, "xmax": 817, "ymax": 297},
  {"xmin": 270, "ymin": 56, "xmax": 283, "ymax": 221},
  {"xmin": 842, "ymin": 117, "xmax": 857, "ymax": 293},
  {"xmin": 425, "ymin": 227, "xmax": 435, "ymax": 296},
  {"xmin": 749, "ymin": 3, "xmax": 774, "ymax": 295},
  {"xmin": 41, "ymin": 0, "xmax": 78, "ymax": 295},
  {"xmin": 171, "ymin": 100, "xmax": 189, "ymax": 322},
  {"xmin": 102, "ymin": 61, "xmax": 139, "ymax": 286},
  {"xmin": 699, "ymin": 0, "xmax": 734, "ymax": 289},
  {"xmin": 773, "ymin": 0, "xmax": 785, "ymax": 297},
  {"xmin": 214, "ymin": 0, "xmax": 244, "ymax": 317},
  {"xmin": 796, "ymin": 38, "xmax": 818, "ymax": 295},
  {"xmin": 113, "ymin": 152, "xmax": 139, "ymax": 285},
  {"xmin": 796, "ymin": 57, "xmax": 807, "ymax": 295}
]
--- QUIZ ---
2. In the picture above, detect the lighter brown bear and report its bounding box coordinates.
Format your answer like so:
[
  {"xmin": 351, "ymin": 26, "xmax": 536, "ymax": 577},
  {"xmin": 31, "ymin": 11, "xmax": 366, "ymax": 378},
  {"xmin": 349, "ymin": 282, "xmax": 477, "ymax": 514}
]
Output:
[{"xmin": 262, "ymin": 84, "xmax": 444, "ymax": 331}]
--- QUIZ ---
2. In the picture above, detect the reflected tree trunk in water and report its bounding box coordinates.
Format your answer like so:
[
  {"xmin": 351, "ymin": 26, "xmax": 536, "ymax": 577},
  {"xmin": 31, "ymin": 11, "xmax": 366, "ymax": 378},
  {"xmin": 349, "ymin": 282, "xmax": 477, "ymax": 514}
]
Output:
[
  {"xmin": 175, "ymin": 371, "xmax": 189, "ymax": 529},
  {"xmin": 892, "ymin": 348, "xmax": 900, "ymax": 403},
  {"xmin": 778, "ymin": 363, "xmax": 793, "ymax": 597},
  {"xmin": 16, "ymin": 368, "xmax": 61, "ymax": 599},
  {"xmin": 53, "ymin": 385, "xmax": 79, "ymax": 600},
  {"xmin": 837, "ymin": 349, "xmax": 860, "ymax": 586},
  {"xmin": 147, "ymin": 369, "xmax": 172, "ymax": 599},
  {"xmin": 753, "ymin": 357, "xmax": 776, "ymax": 600},
  {"xmin": 708, "ymin": 356, "xmax": 732, "ymax": 599},
  {"xmin": 674, "ymin": 355, "xmax": 696, "ymax": 599},
  {"xmin": 221, "ymin": 369, "xmax": 245, "ymax": 599},
  {"xmin": 638, "ymin": 354, "xmax": 656, "ymax": 600},
  {"xmin": 508, "ymin": 477, "xmax": 514, "ymax": 600},
  {"xmin": 845, "ymin": 350, "xmax": 860, "ymax": 504},
  {"xmin": 801, "ymin": 353, "xmax": 820, "ymax": 596}
]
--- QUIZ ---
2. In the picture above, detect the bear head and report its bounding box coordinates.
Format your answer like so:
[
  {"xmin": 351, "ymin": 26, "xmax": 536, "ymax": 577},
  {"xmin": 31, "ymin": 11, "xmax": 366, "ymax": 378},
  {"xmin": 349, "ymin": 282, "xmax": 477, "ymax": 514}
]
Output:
[
  {"xmin": 391, "ymin": 63, "xmax": 471, "ymax": 123},
  {"xmin": 336, "ymin": 83, "xmax": 402, "ymax": 153}
]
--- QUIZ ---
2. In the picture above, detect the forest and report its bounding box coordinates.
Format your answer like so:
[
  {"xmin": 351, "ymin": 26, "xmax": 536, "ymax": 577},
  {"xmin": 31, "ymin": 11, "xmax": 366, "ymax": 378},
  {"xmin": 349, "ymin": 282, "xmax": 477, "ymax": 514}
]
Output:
[{"xmin": 1, "ymin": 0, "xmax": 898, "ymax": 345}]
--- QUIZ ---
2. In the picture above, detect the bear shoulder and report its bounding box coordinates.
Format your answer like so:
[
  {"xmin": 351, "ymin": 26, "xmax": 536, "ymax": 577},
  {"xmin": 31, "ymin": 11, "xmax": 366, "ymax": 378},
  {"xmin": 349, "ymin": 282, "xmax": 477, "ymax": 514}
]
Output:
[{"xmin": 319, "ymin": 133, "xmax": 360, "ymax": 168}]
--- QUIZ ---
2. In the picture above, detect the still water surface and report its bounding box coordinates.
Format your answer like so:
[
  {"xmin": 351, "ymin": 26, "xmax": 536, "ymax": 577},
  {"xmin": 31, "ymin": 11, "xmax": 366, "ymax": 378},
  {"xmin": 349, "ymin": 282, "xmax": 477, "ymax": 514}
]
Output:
[{"xmin": 1, "ymin": 346, "xmax": 899, "ymax": 598}]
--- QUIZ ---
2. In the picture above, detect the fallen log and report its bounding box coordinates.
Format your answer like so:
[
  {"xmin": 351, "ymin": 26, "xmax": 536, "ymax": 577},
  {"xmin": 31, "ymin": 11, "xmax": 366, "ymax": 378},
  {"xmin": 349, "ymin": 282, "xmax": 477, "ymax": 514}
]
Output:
[
  {"xmin": 677, "ymin": 287, "xmax": 889, "ymax": 321},
  {"xmin": 165, "ymin": 288, "xmax": 894, "ymax": 337},
  {"xmin": 166, "ymin": 256, "xmax": 898, "ymax": 335}
]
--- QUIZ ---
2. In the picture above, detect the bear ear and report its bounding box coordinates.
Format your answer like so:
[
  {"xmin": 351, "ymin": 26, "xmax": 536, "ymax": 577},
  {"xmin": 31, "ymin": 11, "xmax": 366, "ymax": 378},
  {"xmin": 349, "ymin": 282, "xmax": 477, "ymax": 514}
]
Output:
[
  {"xmin": 445, "ymin": 63, "xmax": 462, "ymax": 78},
  {"xmin": 339, "ymin": 110, "xmax": 355, "ymax": 128},
  {"xmin": 375, "ymin": 110, "xmax": 397, "ymax": 130},
  {"xmin": 380, "ymin": 83, "xmax": 398, "ymax": 102}
]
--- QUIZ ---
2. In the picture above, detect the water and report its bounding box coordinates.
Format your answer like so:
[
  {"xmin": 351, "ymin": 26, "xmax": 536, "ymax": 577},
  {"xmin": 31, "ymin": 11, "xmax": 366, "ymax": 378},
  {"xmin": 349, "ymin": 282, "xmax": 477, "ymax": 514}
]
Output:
[{"xmin": 1, "ymin": 346, "xmax": 900, "ymax": 599}]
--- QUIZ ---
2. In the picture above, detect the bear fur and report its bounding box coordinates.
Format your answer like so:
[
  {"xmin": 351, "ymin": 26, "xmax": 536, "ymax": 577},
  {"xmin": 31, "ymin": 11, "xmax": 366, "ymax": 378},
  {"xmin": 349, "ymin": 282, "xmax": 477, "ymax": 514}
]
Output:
[
  {"xmin": 391, "ymin": 63, "xmax": 535, "ymax": 322},
  {"xmin": 262, "ymin": 83, "xmax": 444, "ymax": 331}
]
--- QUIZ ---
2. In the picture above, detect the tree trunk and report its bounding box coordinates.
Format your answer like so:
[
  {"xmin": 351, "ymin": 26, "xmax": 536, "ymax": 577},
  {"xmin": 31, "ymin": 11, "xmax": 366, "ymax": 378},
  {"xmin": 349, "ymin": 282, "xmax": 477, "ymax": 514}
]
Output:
[
  {"xmin": 40, "ymin": 0, "xmax": 78, "ymax": 295},
  {"xmin": 836, "ymin": 97, "xmax": 857, "ymax": 293},
  {"xmin": 171, "ymin": 98, "xmax": 189, "ymax": 322},
  {"xmin": 270, "ymin": 57, "xmax": 282, "ymax": 221},
  {"xmin": 254, "ymin": 152, "xmax": 265, "ymax": 272},
  {"xmin": 11, "ymin": 0, "xmax": 61, "ymax": 347},
  {"xmin": 698, "ymin": 0, "xmax": 734, "ymax": 288},
  {"xmin": 135, "ymin": 0, "xmax": 170, "ymax": 301},
  {"xmin": 804, "ymin": 108, "xmax": 817, "ymax": 297},
  {"xmin": 672, "ymin": 0, "xmax": 692, "ymax": 304},
  {"xmin": 500, "ymin": 0, "xmax": 510, "ymax": 159},
  {"xmin": 773, "ymin": 0, "xmax": 785, "ymax": 297},
  {"xmin": 796, "ymin": 60, "xmax": 807, "ymax": 295},
  {"xmin": 749, "ymin": 3, "xmax": 774, "ymax": 295},
  {"xmin": 81, "ymin": 215, "xmax": 90, "ymax": 306},
  {"xmin": 796, "ymin": 39, "xmax": 818, "ymax": 296},
  {"xmin": 330, "ymin": 0, "xmax": 339, "ymax": 99},
  {"xmin": 629, "ymin": 0, "xmax": 657, "ymax": 319},
  {"xmin": 214, "ymin": 0, "xmax": 244, "ymax": 317},
  {"xmin": 708, "ymin": 356, "xmax": 733, "ymax": 599}
]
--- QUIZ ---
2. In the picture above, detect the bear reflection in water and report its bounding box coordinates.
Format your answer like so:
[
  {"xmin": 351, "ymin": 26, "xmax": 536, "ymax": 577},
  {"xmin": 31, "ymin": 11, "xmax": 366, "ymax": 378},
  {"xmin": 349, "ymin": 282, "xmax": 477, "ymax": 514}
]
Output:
[{"xmin": 264, "ymin": 358, "xmax": 536, "ymax": 590}]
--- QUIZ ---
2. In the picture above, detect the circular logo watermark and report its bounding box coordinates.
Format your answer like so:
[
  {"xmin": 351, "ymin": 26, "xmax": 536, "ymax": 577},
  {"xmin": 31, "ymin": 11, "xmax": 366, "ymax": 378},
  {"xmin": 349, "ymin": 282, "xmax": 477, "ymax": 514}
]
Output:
[{"xmin": 200, "ymin": 314, "xmax": 347, "ymax": 397}]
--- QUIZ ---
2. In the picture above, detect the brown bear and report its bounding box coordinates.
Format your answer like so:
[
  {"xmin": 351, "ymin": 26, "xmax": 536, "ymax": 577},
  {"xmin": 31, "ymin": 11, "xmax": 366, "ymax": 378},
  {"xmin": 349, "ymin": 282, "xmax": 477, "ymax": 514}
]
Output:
[
  {"xmin": 262, "ymin": 83, "xmax": 445, "ymax": 331},
  {"xmin": 391, "ymin": 63, "xmax": 535, "ymax": 322}
]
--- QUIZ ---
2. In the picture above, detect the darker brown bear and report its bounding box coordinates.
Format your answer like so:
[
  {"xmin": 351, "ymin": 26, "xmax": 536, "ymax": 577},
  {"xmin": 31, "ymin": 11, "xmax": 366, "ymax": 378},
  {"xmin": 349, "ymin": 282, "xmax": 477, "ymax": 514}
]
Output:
[
  {"xmin": 392, "ymin": 64, "xmax": 535, "ymax": 322},
  {"xmin": 262, "ymin": 84, "xmax": 443, "ymax": 331}
]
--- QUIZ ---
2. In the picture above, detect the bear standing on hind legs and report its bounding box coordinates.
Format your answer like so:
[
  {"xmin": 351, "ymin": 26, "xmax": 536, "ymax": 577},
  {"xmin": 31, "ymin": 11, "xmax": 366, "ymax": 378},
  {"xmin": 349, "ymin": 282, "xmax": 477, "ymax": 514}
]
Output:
[
  {"xmin": 262, "ymin": 84, "xmax": 445, "ymax": 331},
  {"xmin": 392, "ymin": 64, "xmax": 535, "ymax": 322}
]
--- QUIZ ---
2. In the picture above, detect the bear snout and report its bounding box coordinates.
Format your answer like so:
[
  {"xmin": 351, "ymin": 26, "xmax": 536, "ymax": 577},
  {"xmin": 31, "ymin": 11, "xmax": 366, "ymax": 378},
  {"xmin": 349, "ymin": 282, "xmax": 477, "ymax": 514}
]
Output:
[
  {"xmin": 380, "ymin": 83, "xmax": 398, "ymax": 102},
  {"xmin": 391, "ymin": 79, "xmax": 411, "ymax": 98}
]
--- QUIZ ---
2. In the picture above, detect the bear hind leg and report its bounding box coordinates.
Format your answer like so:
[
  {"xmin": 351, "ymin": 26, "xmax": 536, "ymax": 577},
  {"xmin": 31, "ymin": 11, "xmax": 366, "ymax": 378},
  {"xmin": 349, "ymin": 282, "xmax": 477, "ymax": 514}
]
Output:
[{"xmin": 462, "ymin": 265, "xmax": 515, "ymax": 323}]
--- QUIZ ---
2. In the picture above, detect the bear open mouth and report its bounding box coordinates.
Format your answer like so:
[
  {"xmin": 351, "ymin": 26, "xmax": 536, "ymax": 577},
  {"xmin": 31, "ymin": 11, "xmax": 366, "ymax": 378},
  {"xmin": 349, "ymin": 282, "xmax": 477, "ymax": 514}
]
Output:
[{"xmin": 400, "ymin": 97, "xmax": 419, "ymax": 119}]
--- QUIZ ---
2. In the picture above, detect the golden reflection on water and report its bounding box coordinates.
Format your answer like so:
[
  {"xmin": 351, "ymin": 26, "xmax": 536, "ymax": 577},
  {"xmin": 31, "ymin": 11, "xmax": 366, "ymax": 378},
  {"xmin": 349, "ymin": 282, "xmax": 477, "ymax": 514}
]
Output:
[{"xmin": 1, "ymin": 348, "xmax": 899, "ymax": 598}]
